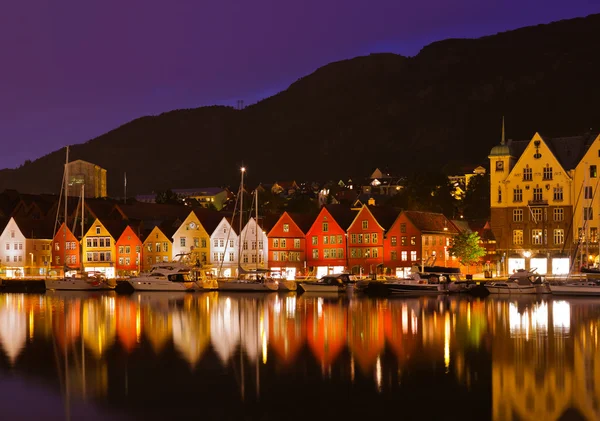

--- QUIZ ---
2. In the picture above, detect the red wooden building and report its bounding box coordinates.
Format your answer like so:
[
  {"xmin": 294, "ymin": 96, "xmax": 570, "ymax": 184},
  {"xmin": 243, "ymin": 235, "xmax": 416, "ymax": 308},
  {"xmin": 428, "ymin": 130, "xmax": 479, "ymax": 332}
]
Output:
[
  {"xmin": 115, "ymin": 225, "xmax": 143, "ymax": 277},
  {"xmin": 305, "ymin": 205, "xmax": 357, "ymax": 278},
  {"xmin": 347, "ymin": 205, "xmax": 398, "ymax": 277},
  {"xmin": 267, "ymin": 212, "xmax": 315, "ymax": 279},
  {"xmin": 383, "ymin": 211, "xmax": 459, "ymax": 277},
  {"xmin": 51, "ymin": 222, "xmax": 81, "ymax": 274}
]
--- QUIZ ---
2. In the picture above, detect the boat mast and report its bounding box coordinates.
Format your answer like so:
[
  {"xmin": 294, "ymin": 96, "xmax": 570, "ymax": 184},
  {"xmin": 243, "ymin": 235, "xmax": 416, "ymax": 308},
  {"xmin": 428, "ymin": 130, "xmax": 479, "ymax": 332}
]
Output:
[
  {"xmin": 238, "ymin": 166, "xmax": 245, "ymax": 277},
  {"xmin": 255, "ymin": 189, "xmax": 259, "ymax": 271},
  {"xmin": 64, "ymin": 147, "xmax": 69, "ymax": 276},
  {"xmin": 81, "ymin": 184, "xmax": 85, "ymax": 272}
]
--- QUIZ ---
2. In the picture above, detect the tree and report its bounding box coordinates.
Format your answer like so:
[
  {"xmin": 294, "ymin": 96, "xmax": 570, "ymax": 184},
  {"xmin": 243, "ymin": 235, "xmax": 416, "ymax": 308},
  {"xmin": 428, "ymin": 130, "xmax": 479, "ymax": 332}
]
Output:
[
  {"xmin": 155, "ymin": 189, "xmax": 182, "ymax": 204},
  {"xmin": 448, "ymin": 231, "xmax": 486, "ymax": 274},
  {"xmin": 462, "ymin": 173, "xmax": 490, "ymax": 220}
]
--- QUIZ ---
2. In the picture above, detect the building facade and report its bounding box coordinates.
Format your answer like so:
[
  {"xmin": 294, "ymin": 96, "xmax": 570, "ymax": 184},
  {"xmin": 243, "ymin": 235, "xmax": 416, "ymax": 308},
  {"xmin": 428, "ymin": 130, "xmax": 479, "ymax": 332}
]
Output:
[
  {"xmin": 267, "ymin": 212, "xmax": 313, "ymax": 280},
  {"xmin": 171, "ymin": 211, "xmax": 211, "ymax": 265},
  {"xmin": 82, "ymin": 219, "xmax": 120, "ymax": 278},
  {"xmin": 66, "ymin": 159, "xmax": 107, "ymax": 198},
  {"xmin": 209, "ymin": 217, "xmax": 238, "ymax": 277},
  {"xmin": 51, "ymin": 222, "xmax": 81, "ymax": 276},
  {"xmin": 489, "ymin": 132, "xmax": 583, "ymax": 275},
  {"xmin": 142, "ymin": 226, "xmax": 173, "ymax": 270},
  {"xmin": 0, "ymin": 218, "xmax": 52, "ymax": 278},
  {"xmin": 305, "ymin": 206, "xmax": 355, "ymax": 278},
  {"xmin": 115, "ymin": 226, "xmax": 142, "ymax": 277},
  {"xmin": 347, "ymin": 205, "xmax": 386, "ymax": 276}
]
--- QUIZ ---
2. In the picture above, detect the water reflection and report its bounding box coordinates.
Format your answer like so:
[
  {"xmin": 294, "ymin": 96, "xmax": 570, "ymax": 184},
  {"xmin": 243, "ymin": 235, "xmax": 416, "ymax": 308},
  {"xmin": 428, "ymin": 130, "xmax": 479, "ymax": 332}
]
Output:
[{"xmin": 0, "ymin": 291, "xmax": 599, "ymax": 420}]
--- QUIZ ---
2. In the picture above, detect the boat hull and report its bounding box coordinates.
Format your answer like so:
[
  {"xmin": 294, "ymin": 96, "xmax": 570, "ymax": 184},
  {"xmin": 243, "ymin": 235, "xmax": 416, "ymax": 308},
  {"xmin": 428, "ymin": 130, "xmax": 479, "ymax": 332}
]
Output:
[
  {"xmin": 45, "ymin": 279, "xmax": 115, "ymax": 291},
  {"xmin": 486, "ymin": 285, "xmax": 536, "ymax": 294},
  {"xmin": 277, "ymin": 280, "xmax": 298, "ymax": 291},
  {"xmin": 217, "ymin": 281, "xmax": 278, "ymax": 292},
  {"xmin": 550, "ymin": 284, "xmax": 600, "ymax": 296},
  {"xmin": 127, "ymin": 279, "xmax": 196, "ymax": 292},
  {"xmin": 299, "ymin": 283, "xmax": 343, "ymax": 293},
  {"xmin": 385, "ymin": 283, "xmax": 444, "ymax": 295}
]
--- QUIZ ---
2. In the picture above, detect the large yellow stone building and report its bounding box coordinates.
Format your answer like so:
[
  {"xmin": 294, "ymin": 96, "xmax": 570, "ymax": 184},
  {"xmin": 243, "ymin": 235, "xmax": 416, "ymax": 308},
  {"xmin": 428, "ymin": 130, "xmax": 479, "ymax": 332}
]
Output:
[
  {"xmin": 67, "ymin": 159, "xmax": 107, "ymax": 198},
  {"xmin": 489, "ymin": 128, "xmax": 600, "ymax": 275}
]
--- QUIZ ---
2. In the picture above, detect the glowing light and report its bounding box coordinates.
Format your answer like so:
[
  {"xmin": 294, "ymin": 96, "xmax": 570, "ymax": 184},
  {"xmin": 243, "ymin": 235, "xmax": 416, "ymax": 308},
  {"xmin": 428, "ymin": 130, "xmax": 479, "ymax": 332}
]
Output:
[
  {"xmin": 552, "ymin": 301, "xmax": 570, "ymax": 334},
  {"xmin": 28, "ymin": 310, "xmax": 34, "ymax": 341},
  {"xmin": 375, "ymin": 356, "xmax": 382, "ymax": 392},
  {"xmin": 444, "ymin": 313, "xmax": 450, "ymax": 372},
  {"xmin": 523, "ymin": 251, "xmax": 531, "ymax": 258},
  {"xmin": 136, "ymin": 309, "xmax": 141, "ymax": 343},
  {"xmin": 241, "ymin": 167, "xmax": 246, "ymax": 173}
]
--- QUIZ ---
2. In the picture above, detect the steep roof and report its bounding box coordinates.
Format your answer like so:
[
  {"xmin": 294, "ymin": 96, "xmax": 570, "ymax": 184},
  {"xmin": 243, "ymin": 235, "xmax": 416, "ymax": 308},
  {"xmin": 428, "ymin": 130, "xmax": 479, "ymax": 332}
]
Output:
[
  {"xmin": 13, "ymin": 217, "xmax": 55, "ymax": 239},
  {"xmin": 368, "ymin": 206, "xmax": 400, "ymax": 231},
  {"xmin": 115, "ymin": 202, "xmax": 191, "ymax": 222},
  {"xmin": 191, "ymin": 208, "xmax": 224, "ymax": 235},
  {"xmin": 288, "ymin": 212, "xmax": 318, "ymax": 234},
  {"xmin": 97, "ymin": 219, "xmax": 127, "ymax": 240},
  {"xmin": 404, "ymin": 211, "xmax": 458, "ymax": 234},
  {"xmin": 450, "ymin": 219, "xmax": 471, "ymax": 233},
  {"xmin": 324, "ymin": 204, "xmax": 358, "ymax": 230},
  {"xmin": 508, "ymin": 132, "xmax": 598, "ymax": 171}
]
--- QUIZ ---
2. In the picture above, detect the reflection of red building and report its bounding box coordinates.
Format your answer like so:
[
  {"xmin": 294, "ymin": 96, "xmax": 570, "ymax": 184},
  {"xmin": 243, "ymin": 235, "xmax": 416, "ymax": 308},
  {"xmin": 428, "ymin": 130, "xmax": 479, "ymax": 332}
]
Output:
[
  {"xmin": 53, "ymin": 300, "xmax": 82, "ymax": 351},
  {"xmin": 348, "ymin": 301, "xmax": 385, "ymax": 374},
  {"xmin": 269, "ymin": 297, "xmax": 305, "ymax": 366},
  {"xmin": 305, "ymin": 205, "xmax": 356, "ymax": 277},
  {"xmin": 383, "ymin": 302, "xmax": 419, "ymax": 365},
  {"xmin": 115, "ymin": 226, "xmax": 143, "ymax": 277},
  {"xmin": 116, "ymin": 297, "xmax": 139, "ymax": 353},
  {"xmin": 306, "ymin": 299, "xmax": 347, "ymax": 367}
]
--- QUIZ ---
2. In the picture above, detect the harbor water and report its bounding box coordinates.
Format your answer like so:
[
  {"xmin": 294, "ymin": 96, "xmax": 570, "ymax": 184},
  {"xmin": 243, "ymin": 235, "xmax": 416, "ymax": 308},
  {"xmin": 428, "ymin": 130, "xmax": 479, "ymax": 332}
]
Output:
[{"xmin": 0, "ymin": 291, "xmax": 596, "ymax": 420}]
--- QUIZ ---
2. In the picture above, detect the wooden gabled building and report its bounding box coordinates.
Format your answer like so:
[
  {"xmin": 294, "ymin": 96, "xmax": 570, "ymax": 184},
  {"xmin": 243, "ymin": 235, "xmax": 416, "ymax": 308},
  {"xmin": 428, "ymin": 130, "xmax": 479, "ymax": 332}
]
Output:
[{"xmin": 267, "ymin": 211, "xmax": 316, "ymax": 279}]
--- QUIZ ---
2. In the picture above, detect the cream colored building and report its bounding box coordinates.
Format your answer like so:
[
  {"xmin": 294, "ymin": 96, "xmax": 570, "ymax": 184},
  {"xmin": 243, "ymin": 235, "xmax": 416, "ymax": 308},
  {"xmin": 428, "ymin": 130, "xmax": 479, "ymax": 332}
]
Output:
[
  {"xmin": 66, "ymin": 159, "xmax": 107, "ymax": 198},
  {"xmin": 488, "ymin": 130, "xmax": 600, "ymax": 275}
]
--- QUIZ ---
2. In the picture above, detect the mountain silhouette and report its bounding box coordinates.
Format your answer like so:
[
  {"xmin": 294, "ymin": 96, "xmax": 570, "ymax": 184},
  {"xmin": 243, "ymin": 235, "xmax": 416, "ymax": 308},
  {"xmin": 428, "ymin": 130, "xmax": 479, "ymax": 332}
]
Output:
[{"xmin": 2, "ymin": 13, "xmax": 599, "ymax": 196}]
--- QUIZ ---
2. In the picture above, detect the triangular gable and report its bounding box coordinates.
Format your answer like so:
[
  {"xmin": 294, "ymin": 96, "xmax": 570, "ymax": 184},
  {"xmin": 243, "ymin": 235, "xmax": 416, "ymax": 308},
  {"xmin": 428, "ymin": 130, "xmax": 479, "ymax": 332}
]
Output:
[
  {"xmin": 509, "ymin": 132, "xmax": 571, "ymax": 182},
  {"xmin": 116, "ymin": 226, "xmax": 143, "ymax": 245},
  {"xmin": 347, "ymin": 205, "xmax": 385, "ymax": 232}
]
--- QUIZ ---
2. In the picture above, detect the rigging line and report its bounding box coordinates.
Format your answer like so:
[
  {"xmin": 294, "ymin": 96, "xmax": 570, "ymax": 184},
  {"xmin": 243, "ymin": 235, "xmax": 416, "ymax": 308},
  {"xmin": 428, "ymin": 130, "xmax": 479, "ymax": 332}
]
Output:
[
  {"xmin": 53, "ymin": 167, "xmax": 66, "ymax": 242},
  {"xmin": 562, "ymin": 177, "xmax": 585, "ymax": 255},
  {"xmin": 219, "ymin": 188, "xmax": 240, "ymax": 277}
]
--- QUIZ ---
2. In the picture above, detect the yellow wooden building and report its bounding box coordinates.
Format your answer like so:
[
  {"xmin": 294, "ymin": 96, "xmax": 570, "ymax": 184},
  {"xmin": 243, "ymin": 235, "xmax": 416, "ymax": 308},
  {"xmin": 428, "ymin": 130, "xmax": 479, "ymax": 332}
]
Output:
[
  {"xmin": 82, "ymin": 218, "xmax": 122, "ymax": 278},
  {"xmin": 142, "ymin": 225, "xmax": 174, "ymax": 271}
]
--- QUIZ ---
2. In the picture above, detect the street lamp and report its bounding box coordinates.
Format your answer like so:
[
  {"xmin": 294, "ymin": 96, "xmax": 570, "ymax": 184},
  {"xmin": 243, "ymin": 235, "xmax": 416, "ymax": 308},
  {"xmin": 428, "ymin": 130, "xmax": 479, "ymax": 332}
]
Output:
[
  {"xmin": 137, "ymin": 252, "xmax": 140, "ymax": 274},
  {"xmin": 29, "ymin": 253, "xmax": 33, "ymax": 277}
]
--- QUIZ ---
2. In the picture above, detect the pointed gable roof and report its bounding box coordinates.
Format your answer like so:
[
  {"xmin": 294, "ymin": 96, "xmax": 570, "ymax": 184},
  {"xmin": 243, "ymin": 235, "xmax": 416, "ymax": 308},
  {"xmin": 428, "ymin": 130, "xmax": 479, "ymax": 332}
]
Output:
[
  {"xmin": 368, "ymin": 206, "xmax": 400, "ymax": 231},
  {"xmin": 96, "ymin": 219, "xmax": 127, "ymax": 240},
  {"xmin": 191, "ymin": 208, "xmax": 223, "ymax": 236},
  {"xmin": 324, "ymin": 205, "xmax": 358, "ymax": 230},
  {"xmin": 287, "ymin": 212, "xmax": 318, "ymax": 234},
  {"xmin": 403, "ymin": 211, "xmax": 458, "ymax": 234},
  {"xmin": 508, "ymin": 132, "xmax": 598, "ymax": 171},
  {"xmin": 13, "ymin": 217, "xmax": 55, "ymax": 239}
]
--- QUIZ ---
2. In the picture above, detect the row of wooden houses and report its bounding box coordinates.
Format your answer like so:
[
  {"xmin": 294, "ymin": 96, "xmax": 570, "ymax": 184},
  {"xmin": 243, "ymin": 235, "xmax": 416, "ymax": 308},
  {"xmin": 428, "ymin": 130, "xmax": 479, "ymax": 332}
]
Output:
[{"xmin": 0, "ymin": 192, "xmax": 483, "ymax": 278}]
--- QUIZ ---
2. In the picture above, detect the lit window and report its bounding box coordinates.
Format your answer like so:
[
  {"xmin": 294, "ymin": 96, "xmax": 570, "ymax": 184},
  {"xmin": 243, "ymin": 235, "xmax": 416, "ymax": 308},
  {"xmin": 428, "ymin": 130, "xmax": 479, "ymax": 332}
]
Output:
[
  {"xmin": 362, "ymin": 220, "xmax": 368, "ymax": 229},
  {"xmin": 283, "ymin": 224, "xmax": 289, "ymax": 232}
]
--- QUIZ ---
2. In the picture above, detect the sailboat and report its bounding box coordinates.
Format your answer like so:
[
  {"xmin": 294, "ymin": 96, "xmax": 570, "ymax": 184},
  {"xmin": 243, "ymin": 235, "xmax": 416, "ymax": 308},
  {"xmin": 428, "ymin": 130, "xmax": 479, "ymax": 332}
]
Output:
[
  {"xmin": 217, "ymin": 167, "xmax": 278, "ymax": 292},
  {"xmin": 45, "ymin": 147, "xmax": 115, "ymax": 291}
]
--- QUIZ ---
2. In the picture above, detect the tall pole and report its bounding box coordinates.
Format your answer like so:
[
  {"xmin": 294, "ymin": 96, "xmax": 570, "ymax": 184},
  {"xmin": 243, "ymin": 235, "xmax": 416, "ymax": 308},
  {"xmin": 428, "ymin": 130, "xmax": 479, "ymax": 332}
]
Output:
[
  {"xmin": 238, "ymin": 166, "xmax": 245, "ymax": 277},
  {"xmin": 255, "ymin": 189, "xmax": 259, "ymax": 271},
  {"xmin": 64, "ymin": 147, "xmax": 69, "ymax": 277},
  {"xmin": 81, "ymin": 184, "xmax": 85, "ymax": 272}
]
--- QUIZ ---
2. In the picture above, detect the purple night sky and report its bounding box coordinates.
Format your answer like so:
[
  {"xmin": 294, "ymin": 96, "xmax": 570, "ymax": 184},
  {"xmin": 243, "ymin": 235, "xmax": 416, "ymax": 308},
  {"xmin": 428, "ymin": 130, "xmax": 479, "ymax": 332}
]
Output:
[{"xmin": 1, "ymin": 1, "xmax": 598, "ymax": 170}]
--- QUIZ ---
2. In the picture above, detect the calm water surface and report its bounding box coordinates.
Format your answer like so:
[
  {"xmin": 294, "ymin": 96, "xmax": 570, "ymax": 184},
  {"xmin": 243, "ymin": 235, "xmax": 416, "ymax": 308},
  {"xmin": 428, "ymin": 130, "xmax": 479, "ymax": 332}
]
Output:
[{"xmin": 0, "ymin": 290, "xmax": 597, "ymax": 421}]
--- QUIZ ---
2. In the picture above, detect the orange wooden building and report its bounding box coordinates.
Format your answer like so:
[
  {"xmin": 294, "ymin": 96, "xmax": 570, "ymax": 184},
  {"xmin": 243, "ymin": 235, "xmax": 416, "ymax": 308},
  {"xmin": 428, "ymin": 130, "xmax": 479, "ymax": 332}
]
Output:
[{"xmin": 115, "ymin": 225, "xmax": 143, "ymax": 277}]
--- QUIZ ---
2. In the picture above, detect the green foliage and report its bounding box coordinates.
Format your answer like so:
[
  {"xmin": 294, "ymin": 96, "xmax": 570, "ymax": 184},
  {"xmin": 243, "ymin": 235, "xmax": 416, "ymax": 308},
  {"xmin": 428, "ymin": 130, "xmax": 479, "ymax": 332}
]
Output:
[
  {"xmin": 462, "ymin": 174, "xmax": 490, "ymax": 220},
  {"xmin": 448, "ymin": 231, "xmax": 486, "ymax": 271},
  {"xmin": 155, "ymin": 189, "xmax": 182, "ymax": 204}
]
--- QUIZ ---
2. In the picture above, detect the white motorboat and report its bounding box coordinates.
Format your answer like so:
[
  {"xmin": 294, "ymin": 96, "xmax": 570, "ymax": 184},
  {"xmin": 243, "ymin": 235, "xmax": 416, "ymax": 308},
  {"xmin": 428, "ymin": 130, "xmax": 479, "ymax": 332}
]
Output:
[
  {"xmin": 485, "ymin": 278, "xmax": 536, "ymax": 294},
  {"xmin": 549, "ymin": 280, "xmax": 600, "ymax": 296},
  {"xmin": 127, "ymin": 262, "xmax": 198, "ymax": 292}
]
